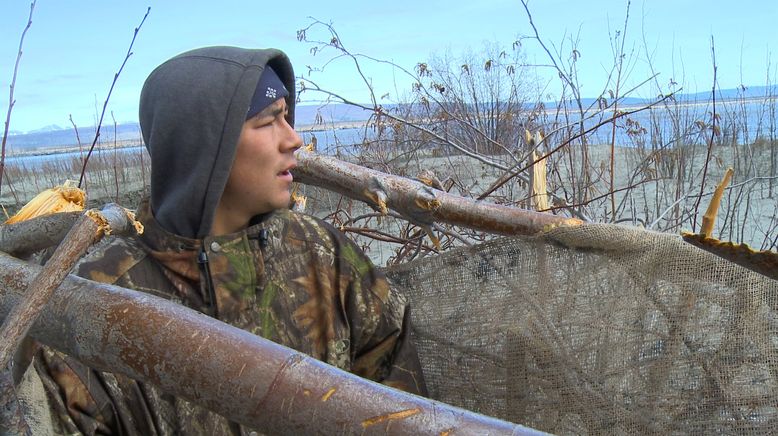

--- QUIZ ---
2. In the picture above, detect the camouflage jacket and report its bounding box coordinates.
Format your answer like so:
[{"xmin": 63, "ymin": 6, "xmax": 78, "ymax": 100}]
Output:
[{"xmin": 35, "ymin": 201, "xmax": 427, "ymax": 435}]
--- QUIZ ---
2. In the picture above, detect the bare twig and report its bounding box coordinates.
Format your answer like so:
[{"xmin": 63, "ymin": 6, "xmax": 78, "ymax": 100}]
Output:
[
  {"xmin": 299, "ymin": 79, "xmax": 510, "ymax": 170},
  {"xmin": 519, "ymin": 0, "xmax": 576, "ymax": 91},
  {"xmin": 609, "ymin": 1, "xmax": 631, "ymax": 221},
  {"xmin": 477, "ymin": 93, "xmax": 676, "ymax": 201},
  {"xmin": 648, "ymin": 194, "xmax": 688, "ymax": 229},
  {"xmin": 69, "ymin": 114, "xmax": 85, "ymax": 162},
  {"xmin": 692, "ymin": 36, "xmax": 718, "ymax": 230},
  {"xmin": 1, "ymin": 1, "xmax": 36, "ymax": 198},
  {"xmin": 111, "ymin": 111, "xmax": 119, "ymax": 201},
  {"xmin": 78, "ymin": 7, "xmax": 150, "ymax": 188},
  {"xmin": 541, "ymin": 176, "xmax": 660, "ymax": 214},
  {"xmin": 298, "ymin": 19, "xmax": 379, "ymax": 109}
]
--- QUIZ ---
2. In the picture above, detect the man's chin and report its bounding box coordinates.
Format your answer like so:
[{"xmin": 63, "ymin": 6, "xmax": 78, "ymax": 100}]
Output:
[{"xmin": 283, "ymin": 194, "xmax": 298, "ymax": 211}]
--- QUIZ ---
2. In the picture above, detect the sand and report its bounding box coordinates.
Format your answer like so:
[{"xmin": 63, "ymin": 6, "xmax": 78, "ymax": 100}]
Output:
[{"xmin": 1, "ymin": 141, "xmax": 774, "ymax": 266}]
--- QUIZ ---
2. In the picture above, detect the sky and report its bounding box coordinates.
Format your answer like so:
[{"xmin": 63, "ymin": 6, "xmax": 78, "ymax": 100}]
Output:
[{"xmin": 1, "ymin": 0, "xmax": 776, "ymax": 133}]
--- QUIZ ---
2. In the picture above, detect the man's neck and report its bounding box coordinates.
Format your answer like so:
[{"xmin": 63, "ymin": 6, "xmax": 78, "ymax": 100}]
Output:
[{"xmin": 209, "ymin": 211, "xmax": 249, "ymax": 236}]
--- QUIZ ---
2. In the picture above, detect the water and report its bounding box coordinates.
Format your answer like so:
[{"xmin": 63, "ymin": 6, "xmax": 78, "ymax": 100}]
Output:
[
  {"xmin": 8, "ymin": 98, "xmax": 776, "ymax": 168},
  {"xmin": 298, "ymin": 127, "xmax": 368, "ymax": 155},
  {"xmin": 3, "ymin": 131, "xmax": 368, "ymax": 170},
  {"xmin": 300, "ymin": 98, "xmax": 778, "ymax": 154},
  {"xmin": 5, "ymin": 146, "xmax": 147, "ymax": 171},
  {"xmin": 548, "ymin": 97, "xmax": 778, "ymax": 148}
]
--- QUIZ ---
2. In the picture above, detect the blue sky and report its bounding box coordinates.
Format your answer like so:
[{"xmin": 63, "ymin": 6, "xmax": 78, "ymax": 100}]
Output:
[{"xmin": 1, "ymin": 0, "xmax": 776, "ymax": 133}]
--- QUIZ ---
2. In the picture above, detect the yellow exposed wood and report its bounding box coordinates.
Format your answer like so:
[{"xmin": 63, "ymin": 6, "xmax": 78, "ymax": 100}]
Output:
[
  {"xmin": 701, "ymin": 167, "xmax": 734, "ymax": 238},
  {"xmin": 361, "ymin": 407, "xmax": 422, "ymax": 428},
  {"xmin": 4, "ymin": 181, "xmax": 85, "ymax": 224}
]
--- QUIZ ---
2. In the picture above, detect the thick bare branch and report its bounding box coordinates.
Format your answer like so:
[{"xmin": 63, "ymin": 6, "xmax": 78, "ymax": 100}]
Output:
[
  {"xmin": 0, "ymin": 253, "xmax": 545, "ymax": 435},
  {"xmin": 0, "ymin": 211, "xmax": 80, "ymax": 257},
  {"xmin": 682, "ymin": 233, "xmax": 778, "ymax": 281},
  {"xmin": 0, "ymin": 204, "xmax": 140, "ymax": 371},
  {"xmin": 294, "ymin": 151, "xmax": 581, "ymax": 235}
]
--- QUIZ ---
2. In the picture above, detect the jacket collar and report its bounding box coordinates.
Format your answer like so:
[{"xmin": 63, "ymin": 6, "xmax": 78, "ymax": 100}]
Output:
[{"xmin": 137, "ymin": 198, "xmax": 280, "ymax": 281}]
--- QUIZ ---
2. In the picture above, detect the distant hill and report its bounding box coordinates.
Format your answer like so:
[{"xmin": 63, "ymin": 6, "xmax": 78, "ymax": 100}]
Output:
[
  {"xmin": 543, "ymin": 85, "xmax": 776, "ymax": 110},
  {"xmin": 3, "ymin": 104, "xmax": 369, "ymax": 152},
  {"xmin": 676, "ymin": 85, "xmax": 775, "ymax": 101},
  {"xmin": 27, "ymin": 124, "xmax": 65, "ymax": 134},
  {"xmin": 5, "ymin": 86, "xmax": 773, "ymax": 151},
  {"xmin": 5, "ymin": 123, "xmax": 142, "ymax": 152}
]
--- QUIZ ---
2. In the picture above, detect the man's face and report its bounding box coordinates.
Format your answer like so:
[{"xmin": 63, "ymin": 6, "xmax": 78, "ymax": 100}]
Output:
[{"xmin": 213, "ymin": 98, "xmax": 301, "ymax": 235}]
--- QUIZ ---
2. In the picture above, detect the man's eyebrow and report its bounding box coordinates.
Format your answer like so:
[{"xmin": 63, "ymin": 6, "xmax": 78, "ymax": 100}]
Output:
[{"xmin": 255, "ymin": 102, "xmax": 287, "ymax": 119}]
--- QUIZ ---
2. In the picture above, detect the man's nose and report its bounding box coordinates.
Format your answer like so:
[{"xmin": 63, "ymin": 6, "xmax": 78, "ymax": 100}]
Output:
[{"xmin": 282, "ymin": 119, "xmax": 302, "ymax": 152}]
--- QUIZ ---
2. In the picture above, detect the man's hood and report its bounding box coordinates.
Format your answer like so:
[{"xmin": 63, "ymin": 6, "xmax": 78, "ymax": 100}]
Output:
[{"xmin": 139, "ymin": 46, "xmax": 295, "ymax": 239}]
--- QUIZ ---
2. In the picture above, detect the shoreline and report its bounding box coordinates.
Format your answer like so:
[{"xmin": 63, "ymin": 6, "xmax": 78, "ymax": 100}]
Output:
[
  {"xmin": 4, "ymin": 139, "xmax": 144, "ymax": 159},
  {"xmin": 6, "ymin": 93, "xmax": 777, "ymax": 158},
  {"xmin": 4, "ymin": 123, "xmax": 368, "ymax": 159}
]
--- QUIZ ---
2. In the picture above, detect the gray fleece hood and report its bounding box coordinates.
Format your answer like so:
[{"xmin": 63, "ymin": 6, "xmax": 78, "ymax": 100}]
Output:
[{"xmin": 139, "ymin": 46, "xmax": 295, "ymax": 239}]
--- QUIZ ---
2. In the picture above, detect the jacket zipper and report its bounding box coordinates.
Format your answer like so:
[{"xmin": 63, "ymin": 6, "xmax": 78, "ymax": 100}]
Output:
[{"xmin": 197, "ymin": 244, "xmax": 219, "ymax": 318}]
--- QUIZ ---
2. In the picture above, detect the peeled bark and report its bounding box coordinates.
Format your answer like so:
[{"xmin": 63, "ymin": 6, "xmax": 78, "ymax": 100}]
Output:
[{"xmin": 681, "ymin": 233, "xmax": 778, "ymax": 281}]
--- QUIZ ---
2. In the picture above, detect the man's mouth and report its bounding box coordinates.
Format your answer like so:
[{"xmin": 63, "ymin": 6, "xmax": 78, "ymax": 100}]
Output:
[{"xmin": 278, "ymin": 163, "xmax": 296, "ymax": 180}]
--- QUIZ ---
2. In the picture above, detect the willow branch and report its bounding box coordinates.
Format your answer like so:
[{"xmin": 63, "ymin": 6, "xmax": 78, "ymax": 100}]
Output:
[
  {"xmin": 692, "ymin": 35, "xmax": 718, "ymax": 230},
  {"xmin": 0, "ymin": 204, "xmax": 140, "ymax": 371},
  {"xmin": 1, "ymin": 1, "xmax": 36, "ymax": 198},
  {"xmin": 476, "ymin": 91, "xmax": 676, "ymax": 203},
  {"xmin": 0, "ymin": 253, "xmax": 544, "ymax": 435},
  {"xmin": 78, "ymin": 7, "xmax": 150, "ymax": 188},
  {"xmin": 294, "ymin": 151, "xmax": 582, "ymax": 236}
]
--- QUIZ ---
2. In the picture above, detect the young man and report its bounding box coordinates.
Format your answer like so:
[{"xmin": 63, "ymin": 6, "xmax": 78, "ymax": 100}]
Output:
[{"xmin": 34, "ymin": 46, "xmax": 427, "ymax": 434}]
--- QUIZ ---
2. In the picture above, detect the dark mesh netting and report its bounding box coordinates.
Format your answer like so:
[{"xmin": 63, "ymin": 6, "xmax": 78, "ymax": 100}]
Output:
[{"xmin": 385, "ymin": 223, "xmax": 778, "ymax": 435}]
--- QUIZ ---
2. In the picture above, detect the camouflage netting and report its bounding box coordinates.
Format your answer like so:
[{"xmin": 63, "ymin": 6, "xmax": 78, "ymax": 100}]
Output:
[{"xmin": 384, "ymin": 223, "xmax": 778, "ymax": 435}]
